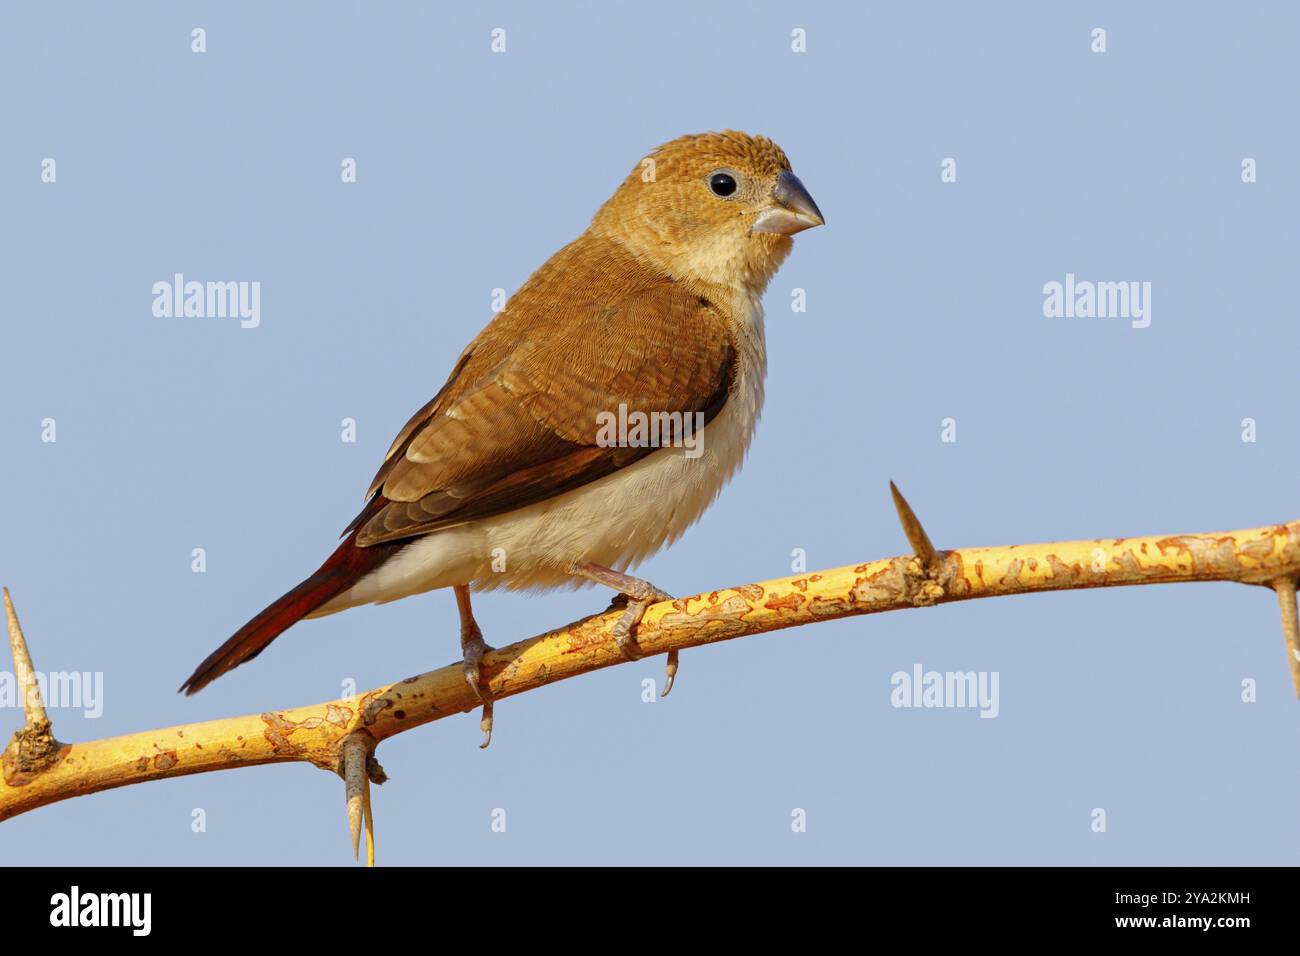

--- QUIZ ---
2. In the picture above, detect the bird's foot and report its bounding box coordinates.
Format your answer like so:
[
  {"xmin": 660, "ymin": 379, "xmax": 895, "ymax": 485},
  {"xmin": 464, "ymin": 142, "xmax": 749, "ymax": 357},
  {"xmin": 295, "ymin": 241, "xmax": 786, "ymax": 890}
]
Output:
[
  {"xmin": 460, "ymin": 623, "xmax": 494, "ymax": 749},
  {"xmin": 608, "ymin": 582, "xmax": 673, "ymax": 661},
  {"xmin": 573, "ymin": 562, "xmax": 678, "ymax": 695}
]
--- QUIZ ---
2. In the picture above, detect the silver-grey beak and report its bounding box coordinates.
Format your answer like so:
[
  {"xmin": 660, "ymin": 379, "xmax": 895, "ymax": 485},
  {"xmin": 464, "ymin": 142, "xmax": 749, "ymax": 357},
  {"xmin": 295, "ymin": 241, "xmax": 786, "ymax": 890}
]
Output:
[{"xmin": 752, "ymin": 170, "xmax": 825, "ymax": 236}]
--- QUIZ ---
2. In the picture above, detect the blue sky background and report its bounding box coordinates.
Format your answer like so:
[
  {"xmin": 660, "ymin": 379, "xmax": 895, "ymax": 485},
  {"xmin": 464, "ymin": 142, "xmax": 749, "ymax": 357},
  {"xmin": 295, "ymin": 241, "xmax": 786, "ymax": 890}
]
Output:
[{"xmin": 2, "ymin": 1, "xmax": 1298, "ymax": 865}]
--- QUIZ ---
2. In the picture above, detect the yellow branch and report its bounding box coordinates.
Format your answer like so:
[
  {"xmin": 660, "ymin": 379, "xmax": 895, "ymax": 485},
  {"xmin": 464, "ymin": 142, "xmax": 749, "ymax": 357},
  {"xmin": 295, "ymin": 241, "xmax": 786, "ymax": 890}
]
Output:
[{"xmin": 5, "ymin": 490, "xmax": 1300, "ymax": 863}]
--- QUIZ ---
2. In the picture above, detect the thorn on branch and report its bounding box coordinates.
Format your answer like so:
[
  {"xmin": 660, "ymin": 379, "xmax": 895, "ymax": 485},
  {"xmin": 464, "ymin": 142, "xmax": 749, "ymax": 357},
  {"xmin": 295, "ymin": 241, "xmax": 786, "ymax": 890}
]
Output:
[
  {"xmin": 889, "ymin": 482, "xmax": 947, "ymax": 607},
  {"xmin": 340, "ymin": 735, "xmax": 378, "ymax": 867},
  {"xmin": 889, "ymin": 482, "xmax": 939, "ymax": 571},
  {"xmin": 4, "ymin": 587, "xmax": 49, "ymax": 726},
  {"xmin": 1273, "ymin": 577, "xmax": 1300, "ymax": 698},
  {"xmin": 2, "ymin": 588, "xmax": 64, "ymax": 784}
]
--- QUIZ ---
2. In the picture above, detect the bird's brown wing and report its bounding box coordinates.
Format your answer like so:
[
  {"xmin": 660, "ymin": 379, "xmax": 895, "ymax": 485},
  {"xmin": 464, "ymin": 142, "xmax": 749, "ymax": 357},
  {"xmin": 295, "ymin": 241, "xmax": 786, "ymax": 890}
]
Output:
[{"xmin": 349, "ymin": 236, "xmax": 738, "ymax": 547}]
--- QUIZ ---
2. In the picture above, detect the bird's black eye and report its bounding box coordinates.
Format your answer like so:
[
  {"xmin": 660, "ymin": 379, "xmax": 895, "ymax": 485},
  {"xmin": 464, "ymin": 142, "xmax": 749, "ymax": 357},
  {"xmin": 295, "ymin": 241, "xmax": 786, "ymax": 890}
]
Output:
[{"xmin": 708, "ymin": 171, "xmax": 738, "ymax": 197}]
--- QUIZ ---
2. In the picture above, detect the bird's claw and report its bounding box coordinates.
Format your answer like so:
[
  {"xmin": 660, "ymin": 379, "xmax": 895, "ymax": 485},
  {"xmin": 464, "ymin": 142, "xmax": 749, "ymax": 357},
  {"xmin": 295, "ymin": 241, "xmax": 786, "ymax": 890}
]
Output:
[
  {"xmin": 476, "ymin": 700, "xmax": 494, "ymax": 750},
  {"xmin": 662, "ymin": 650, "xmax": 679, "ymax": 697}
]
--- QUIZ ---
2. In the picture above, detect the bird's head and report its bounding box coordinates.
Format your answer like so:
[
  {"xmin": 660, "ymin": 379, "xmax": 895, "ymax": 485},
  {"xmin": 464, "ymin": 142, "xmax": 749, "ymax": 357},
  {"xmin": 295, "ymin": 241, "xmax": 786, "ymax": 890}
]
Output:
[{"xmin": 590, "ymin": 130, "xmax": 824, "ymax": 295}]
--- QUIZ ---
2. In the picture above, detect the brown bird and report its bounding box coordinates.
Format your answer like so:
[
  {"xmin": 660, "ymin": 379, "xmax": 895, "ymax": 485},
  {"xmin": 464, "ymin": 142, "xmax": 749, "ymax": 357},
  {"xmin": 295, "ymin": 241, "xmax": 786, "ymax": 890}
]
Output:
[{"xmin": 180, "ymin": 130, "xmax": 824, "ymax": 746}]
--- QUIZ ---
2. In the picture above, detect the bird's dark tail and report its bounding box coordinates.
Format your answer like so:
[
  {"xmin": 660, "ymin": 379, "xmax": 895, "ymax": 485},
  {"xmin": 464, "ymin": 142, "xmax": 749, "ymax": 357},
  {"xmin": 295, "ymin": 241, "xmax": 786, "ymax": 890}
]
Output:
[{"xmin": 179, "ymin": 530, "xmax": 401, "ymax": 695}]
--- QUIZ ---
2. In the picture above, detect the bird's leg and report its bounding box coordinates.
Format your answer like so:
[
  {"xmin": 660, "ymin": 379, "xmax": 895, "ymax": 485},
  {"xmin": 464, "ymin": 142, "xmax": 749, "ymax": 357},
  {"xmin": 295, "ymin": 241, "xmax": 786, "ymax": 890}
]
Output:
[
  {"xmin": 571, "ymin": 562, "xmax": 679, "ymax": 695},
  {"xmin": 454, "ymin": 584, "xmax": 494, "ymax": 749}
]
